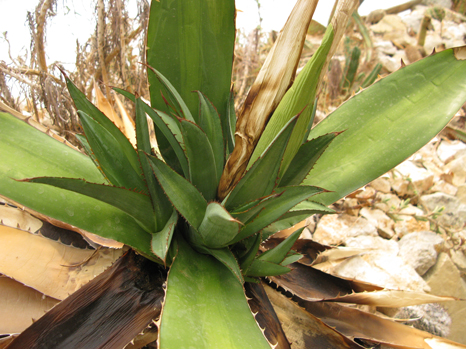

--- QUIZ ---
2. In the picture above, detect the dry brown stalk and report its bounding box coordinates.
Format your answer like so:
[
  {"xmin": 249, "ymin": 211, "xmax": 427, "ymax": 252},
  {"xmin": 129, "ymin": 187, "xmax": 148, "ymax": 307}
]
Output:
[
  {"xmin": 117, "ymin": 0, "xmax": 128, "ymax": 90},
  {"xmin": 385, "ymin": 0, "xmax": 422, "ymax": 15},
  {"xmin": 35, "ymin": 0, "xmax": 54, "ymax": 73},
  {"xmin": 97, "ymin": 0, "xmax": 111, "ymax": 98}
]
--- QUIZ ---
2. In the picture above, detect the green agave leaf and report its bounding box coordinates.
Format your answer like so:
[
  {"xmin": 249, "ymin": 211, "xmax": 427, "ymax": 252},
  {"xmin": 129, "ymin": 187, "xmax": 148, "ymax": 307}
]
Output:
[
  {"xmin": 231, "ymin": 186, "xmax": 324, "ymax": 244},
  {"xmin": 159, "ymin": 236, "xmax": 270, "ymax": 349},
  {"xmin": 148, "ymin": 155, "xmax": 207, "ymax": 229},
  {"xmin": 180, "ymin": 119, "xmax": 218, "ymax": 201},
  {"xmin": 246, "ymin": 259, "xmax": 291, "ymax": 278},
  {"xmin": 135, "ymin": 98, "xmax": 160, "ymax": 203},
  {"xmin": 79, "ymin": 111, "xmax": 147, "ymax": 193},
  {"xmin": 226, "ymin": 89, "xmax": 236, "ymax": 156},
  {"xmin": 362, "ymin": 62, "xmax": 382, "ymax": 88},
  {"xmin": 280, "ymin": 250, "xmax": 303, "ymax": 266},
  {"xmin": 0, "ymin": 112, "xmax": 155, "ymax": 259},
  {"xmin": 198, "ymin": 202, "xmax": 240, "ymax": 249},
  {"xmin": 231, "ymin": 193, "xmax": 279, "ymax": 225},
  {"xmin": 224, "ymin": 116, "xmax": 298, "ymax": 211},
  {"xmin": 75, "ymin": 133, "xmax": 99, "ymax": 168},
  {"xmin": 206, "ymin": 247, "xmax": 244, "ymax": 284},
  {"xmin": 239, "ymin": 233, "xmax": 262, "ymax": 274},
  {"xmin": 262, "ymin": 201, "xmax": 333, "ymax": 240},
  {"xmin": 305, "ymin": 46, "xmax": 466, "ymax": 205},
  {"xmin": 114, "ymin": 88, "xmax": 189, "ymax": 178},
  {"xmin": 197, "ymin": 91, "xmax": 225, "ymax": 182},
  {"xmin": 24, "ymin": 177, "xmax": 155, "ymax": 234},
  {"xmin": 135, "ymin": 97, "xmax": 172, "ymax": 229},
  {"xmin": 302, "ymin": 97, "xmax": 318, "ymax": 144},
  {"xmin": 66, "ymin": 78, "xmax": 141, "ymax": 175},
  {"xmin": 257, "ymin": 227, "xmax": 304, "ymax": 264},
  {"xmin": 146, "ymin": 66, "xmax": 195, "ymax": 122},
  {"xmin": 342, "ymin": 45, "xmax": 361, "ymax": 93},
  {"xmin": 147, "ymin": 0, "xmax": 235, "ymax": 135},
  {"xmin": 249, "ymin": 25, "xmax": 335, "ymax": 178},
  {"xmin": 279, "ymin": 132, "xmax": 339, "ymax": 187},
  {"xmin": 151, "ymin": 209, "xmax": 178, "ymax": 263}
]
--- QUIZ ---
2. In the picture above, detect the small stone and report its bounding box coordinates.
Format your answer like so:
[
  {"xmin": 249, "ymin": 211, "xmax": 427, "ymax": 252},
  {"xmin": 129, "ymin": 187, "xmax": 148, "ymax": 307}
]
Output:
[
  {"xmin": 345, "ymin": 235, "xmax": 399, "ymax": 255},
  {"xmin": 331, "ymin": 252, "xmax": 430, "ymax": 292},
  {"xmin": 398, "ymin": 231, "xmax": 445, "ymax": 275},
  {"xmin": 394, "ymin": 304, "xmax": 451, "ymax": 337},
  {"xmin": 374, "ymin": 40, "xmax": 397, "ymax": 55},
  {"xmin": 424, "ymin": 31, "xmax": 444, "ymax": 53},
  {"xmin": 420, "ymin": 192, "xmax": 466, "ymax": 229},
  {"xmin": 430, "ymin": 180, "xmax": 458, "ymax": 196},
  {"xmin": 355, "ymin": 186, "xmax": 377, "ymax": 200},
  {"xmin": 422, "ymin": 0, "xmax": 453, "ymax": 8},
  {"xmin": 360, "ymin": 207, "xmax": 395, "ymax": 239},
  {"xmin": 374, "ymin": 193, "xmax": 401, "ymax": 213},
  {"xmin": 392, "ymin": 160, "xmax": 434, "ymax": 197},
  {"xmin": 450, "ymin": 249, "xmax": 466, "ymax": 277},
  {"xmin": 437, "ymin": 140, "xmax": 466, "ymax": 163},
  {"xmin": 444, "ymin": 153, "xmax": 466, "ymax": 186},
  {"xmin": 394, "ymin": 216, "xmax": 430, "ymax": 238},
  {"xmin": 400, "ymin": 6, "xmax": 427, "ymax": 34},
  {"xmin": 312, "ymin": 214, "xmax": 377, "ymax": 246},
  {"xmin": 369, "ymin": 177, "xmax": 391, "ymax": 193},
  {"xmin": 342, "ymin": 198, "xmax": 360, "ymax": 216},
  {"xmin": 457, "ymin": 184, "xmax": 466, "ymax": 205}
]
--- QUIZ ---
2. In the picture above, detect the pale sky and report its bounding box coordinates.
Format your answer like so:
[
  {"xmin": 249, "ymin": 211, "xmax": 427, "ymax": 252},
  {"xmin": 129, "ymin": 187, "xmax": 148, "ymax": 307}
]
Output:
[{"xmin": 0, "ymin": 0, "xmax": 409, "ymax": 70}]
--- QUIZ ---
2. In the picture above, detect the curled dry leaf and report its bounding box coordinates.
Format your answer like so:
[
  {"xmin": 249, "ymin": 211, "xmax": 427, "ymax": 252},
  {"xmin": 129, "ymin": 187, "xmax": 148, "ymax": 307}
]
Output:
[{"xmin": 263, "ymin": 283, "xmax": 364, "ymax": 349}]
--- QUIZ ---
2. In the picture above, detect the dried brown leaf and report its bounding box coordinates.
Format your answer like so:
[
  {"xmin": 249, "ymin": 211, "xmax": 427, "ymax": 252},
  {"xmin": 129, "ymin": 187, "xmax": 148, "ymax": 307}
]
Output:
[
  {"xmin": 264, "ymin": 284, "xmax": 364, "ymax": 349},
  {"xmin": 269, "ymin": 262, "xmax": 382, "ymax": 302},
  {"xmin": 245, "ymin": 282, "xmax": 291, "ymax": 349},
  {"xmin": 328, "ymin": 290, "xmax": 460, "ymax": 308},
  {"xmin": 6, "ymin": 251, "xmax": 165, "ymax": 349},
  {"xmin": 0, "ymin": 276, "xmax": 59, "ymax": 334},
  {"xmin": 0, "ymin": 224, "xmax": 123, "ymax": 300},
  {"xmin": 295, "ymin": 300, "xmax": 466, "ymax": 349}
]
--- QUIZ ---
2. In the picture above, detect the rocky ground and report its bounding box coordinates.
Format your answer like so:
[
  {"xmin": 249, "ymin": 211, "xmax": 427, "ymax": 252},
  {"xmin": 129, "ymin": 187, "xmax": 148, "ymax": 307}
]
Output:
[{"xmin": 298, "ymin": 1, "xmax": 466, "ymax": 343}]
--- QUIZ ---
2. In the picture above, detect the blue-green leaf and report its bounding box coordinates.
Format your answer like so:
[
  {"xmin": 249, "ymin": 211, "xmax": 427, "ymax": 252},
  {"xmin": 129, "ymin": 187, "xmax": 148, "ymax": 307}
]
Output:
[
  {"xmin": 305, "ymin": 47, "xmax": 466, "ymax": 205},
  {"xmin": 66, "ymin": 78, "xmax": 141, "ymax": 175},
  {"xmin": 114, "ymin": 88, "xmax": 189, "ymax": 178},
  {"xmin": 180, "ymin": 119, "xmax": 218, "ymax": 201},
  {"xmin": 79, "ymin": 111, "xmax": 146, "ymax": 193},
  {"xmin": 148, "ymin": 155, "xmax": 207, "ymax": 229},
  {"xmin": 198, "ymin": 202, "xmax": 240, "ymax": 248},
  {"xmin": 279, "ymin": 132, "xmax": 339, "ymax": 187},
  {"xmin": 197, "ymin": 91, "xmax": 225, "ymax": 182},
  {"xmin": 258, "ymin": 227, "xmax": 304, "ymax": 264},
  {"xmin": 231, "ymin": 186, "xmax": 324, "ymax": 244},
  {"xmin": 246, "ymin": 259, "xmax": 291, "ymax": 278},
  {"xmin": 147, "ymin": 0, "xmax": 235, "ymax": 137},
  {"xmin": 224, "ymin": 116, "xmax": 298, "ymax": 211},
  {"xmin": 151, "ymin": 209, "xmax": 178, "ymax": 263},
  {"xmin": 24, "ymin": 177, "xmax": 155, "ymax": 234},
  {"xmin": 159, "ymin": 236, "xmax": 270, "ymax": 349}
]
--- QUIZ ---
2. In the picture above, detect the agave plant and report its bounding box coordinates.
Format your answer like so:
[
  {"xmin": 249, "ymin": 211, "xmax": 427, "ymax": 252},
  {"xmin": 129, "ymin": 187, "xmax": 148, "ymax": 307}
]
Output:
[{"xmin": 2, "ymin": 0, "xmax": 466, "ymax": 348}]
